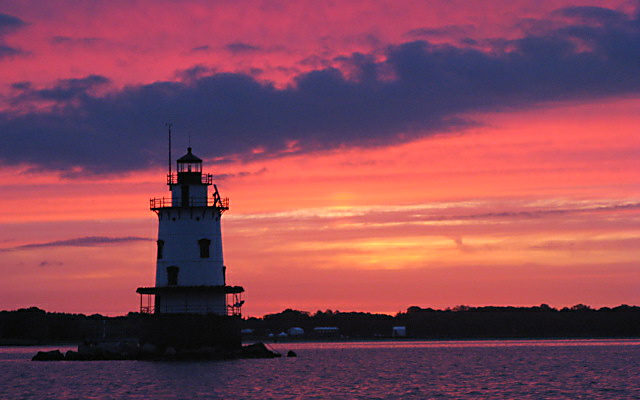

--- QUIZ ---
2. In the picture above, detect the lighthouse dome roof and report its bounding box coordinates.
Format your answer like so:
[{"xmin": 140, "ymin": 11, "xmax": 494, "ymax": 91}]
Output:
[{"xmin": 177, "ymin": 147, "xmax": 202, "ymax": 163}]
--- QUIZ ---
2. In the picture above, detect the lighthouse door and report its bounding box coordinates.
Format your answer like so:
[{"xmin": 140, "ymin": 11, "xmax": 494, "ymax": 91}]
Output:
[{"xmin": 181, "ymin": 185, "xmax": 190, "ymax": 207}]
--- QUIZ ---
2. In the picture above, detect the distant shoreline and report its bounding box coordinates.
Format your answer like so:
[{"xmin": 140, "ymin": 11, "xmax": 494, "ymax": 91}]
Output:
[
  {"xmin": 254, "ymin": 336, "xmax": 640, "ymax": 343},
  {"xmin": 3, "ymin": 305, "xmax": 640, "ymax": 344},
  {"xmin": 4, "ymin": 337, "xmax": 640, "ymax": 348}
]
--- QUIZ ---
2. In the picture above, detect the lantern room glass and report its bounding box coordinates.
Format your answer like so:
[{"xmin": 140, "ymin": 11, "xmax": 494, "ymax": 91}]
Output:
[{"xmin": 178, "ymin": 162, "xmax": 202, "ymax": 173}]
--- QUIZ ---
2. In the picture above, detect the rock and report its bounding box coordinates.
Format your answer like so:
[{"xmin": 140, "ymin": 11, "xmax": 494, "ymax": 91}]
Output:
[
  {"xmin": 78, "ymin": 342, "xmax": 108, "ymax": 359},
  {"xmin": 94, "ymin": 342, "xmax": 117, "ymax": 359},
  {"xmin": 64, "ymin": 350, "xmax": 86, "ymax": 361},
  {"xmin": 32, "ymin": 350, "xmax": 64, "ymax": 361},
  {"xmin": 240, "ymin": 342, "xmax": 281, "ymax": 358},
  {"xmin": 77, "ymin": 340, "xmax": 140, "ymax": 360},
  {"xmin": 34, "ymin": 341, "xmax": 285, "ymax": 362},
  {"xmin": 286, "ymin": 350, "xmax": 297, "ymax": 357}
]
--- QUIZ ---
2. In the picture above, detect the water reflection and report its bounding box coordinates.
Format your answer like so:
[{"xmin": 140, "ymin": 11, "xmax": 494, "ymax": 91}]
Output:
[{"xmin": 2, "ymin": 340, "xmax": 639, "ymax": 399}]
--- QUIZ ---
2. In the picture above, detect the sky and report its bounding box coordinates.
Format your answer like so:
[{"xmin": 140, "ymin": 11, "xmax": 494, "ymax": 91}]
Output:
[{"xmin": 0, "ymin": 0, "xmax": 638, "ymax": 316}]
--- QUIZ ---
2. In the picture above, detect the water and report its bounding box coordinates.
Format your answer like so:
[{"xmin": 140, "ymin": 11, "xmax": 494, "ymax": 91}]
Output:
[{"xmin": 1, "ymin": 340, "xmax": 639, "ymax": 399}]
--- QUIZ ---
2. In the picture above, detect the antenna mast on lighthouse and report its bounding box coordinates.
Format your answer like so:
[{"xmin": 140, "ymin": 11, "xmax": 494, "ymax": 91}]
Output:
[{"xmin": 166, "ymin": 122, "xmax": 173, "ymax": 176}]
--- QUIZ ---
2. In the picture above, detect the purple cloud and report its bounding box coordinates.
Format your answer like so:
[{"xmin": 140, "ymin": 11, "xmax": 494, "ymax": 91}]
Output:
[
  {"xmin": 225, "ymin": 42, "xmax": 261, "ymax": 53},
  {"xmin": 0, "ymin": 13, "xmax": 26, "ymax": 57},
  {"xmin": 0, "ymin": 6, "xmax": 638, "ymax": 175}
]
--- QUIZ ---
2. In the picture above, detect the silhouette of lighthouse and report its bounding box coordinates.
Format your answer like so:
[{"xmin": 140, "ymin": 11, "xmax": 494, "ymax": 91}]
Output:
[{"xmin": 137, "ymin": 146, "xmax": 244, "ymax": 315}]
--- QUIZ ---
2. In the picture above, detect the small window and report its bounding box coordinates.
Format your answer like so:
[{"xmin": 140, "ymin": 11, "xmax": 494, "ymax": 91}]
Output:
[
  {"xmin": 181, "ymin": 185, "xmax": 190, "ymax": 207},
  {"xmin": 157, "ymin": 240, "xmax": 164, "ymax": 259},
  {"xmin": 167, "ymin": 266, "xmax": 179, "ymax": 286},
  {"xmin": 198, "ymin": 238, "xmax": 211, "ymax": 258}
]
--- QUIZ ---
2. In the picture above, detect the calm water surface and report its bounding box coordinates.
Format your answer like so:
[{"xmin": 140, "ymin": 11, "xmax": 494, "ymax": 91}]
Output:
[{"xmin": 1, "ymin": 339, "xmax": 639, "ymax": 399}]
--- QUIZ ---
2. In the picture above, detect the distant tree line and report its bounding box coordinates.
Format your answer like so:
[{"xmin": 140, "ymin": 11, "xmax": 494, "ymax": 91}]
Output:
[
  {"xmin": 1, "ymin": 304, "xmax": 639, "ymax": 344},
  {"xmin": 0, "ymin": 307, "xmax": 141, "ymax": 345},
  {"xmin": 241, "ymin": 304, "xmax": 640, "ymax": 339}
]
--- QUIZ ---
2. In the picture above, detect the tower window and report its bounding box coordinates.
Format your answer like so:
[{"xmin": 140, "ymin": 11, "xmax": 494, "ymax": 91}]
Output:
[
  {"xmin": 157, "ymin": 240, "xmax": 164, "ymax": 259},
  {"xmin": 198, "ymin": 238, "xmax": 211, "ymax": 258},
  {"xmin": 166, "ymin": 266, "xmax": 179, "ymax": 286},
  {"xmin": 181, "ymin": 185, "xmax": 190, "ymax": 207}
]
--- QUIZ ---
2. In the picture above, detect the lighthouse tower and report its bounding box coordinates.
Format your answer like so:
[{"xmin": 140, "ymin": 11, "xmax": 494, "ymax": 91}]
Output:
[{"xmin": 136, "ymin": 147, "xmax": 243, "ymax": 315}]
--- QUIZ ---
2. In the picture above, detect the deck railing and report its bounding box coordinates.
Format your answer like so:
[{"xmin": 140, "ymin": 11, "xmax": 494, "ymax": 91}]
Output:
[
  {"xmin": 139, "ymin": 303, "xmax": 242, "ymax": 316},
  {"xmin": 167, "ymin": 173, "xmax": 213, "ymax": 185},
  {"xmin": 150, "ymin": 196, "xmax": 229, "ymax": 210},
  {"xmin": 138, "ymin": 291, "xmax": 243, "ymax": 316}
]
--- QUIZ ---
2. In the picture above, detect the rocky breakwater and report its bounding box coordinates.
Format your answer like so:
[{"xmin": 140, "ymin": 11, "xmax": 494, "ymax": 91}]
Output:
[{"xmin": 32, "ymin": 341, "xmax": 282, "ymax": 361}]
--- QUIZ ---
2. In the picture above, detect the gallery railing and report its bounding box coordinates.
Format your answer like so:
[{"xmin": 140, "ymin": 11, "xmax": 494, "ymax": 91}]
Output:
[{"xmin": 149, "ymin": 197, "xmax": 229, "ymax": 210}]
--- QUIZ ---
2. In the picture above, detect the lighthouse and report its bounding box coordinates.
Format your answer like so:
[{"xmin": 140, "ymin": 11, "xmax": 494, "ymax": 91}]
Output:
[{"xmin": 136, "ymin": 147, "xmax": 244, "ymax": 315}]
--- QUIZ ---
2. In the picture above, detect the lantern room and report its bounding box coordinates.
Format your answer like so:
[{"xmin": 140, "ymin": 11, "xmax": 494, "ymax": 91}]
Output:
[
  {"xmin": 177, "ymin": 147, "xmax": 202, "ymax": 173},
  {"xmin": 174, "ymin": 147, "xmax": 204, "ymax": 185}
]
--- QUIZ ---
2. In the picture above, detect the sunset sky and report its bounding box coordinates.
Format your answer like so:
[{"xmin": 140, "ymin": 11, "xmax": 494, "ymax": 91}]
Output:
[{"xmin": 0, "ymin": 0, "xmax": 638, "ymax": 316}]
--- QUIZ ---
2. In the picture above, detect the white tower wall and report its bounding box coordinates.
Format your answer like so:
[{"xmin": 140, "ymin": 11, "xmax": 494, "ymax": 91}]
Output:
[
  {"xmin": 156, "ymin": 207, "xmax": 225, "ymax": 287},
  {"xmin": 169, "ymin": 184, "xmax": 208, "ymax": 206}
]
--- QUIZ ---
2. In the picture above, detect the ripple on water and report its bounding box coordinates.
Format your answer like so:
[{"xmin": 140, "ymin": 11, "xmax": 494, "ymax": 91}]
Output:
[{"xmin": 1, "ymin": 340, "xmax": 639, "ymax": 400}]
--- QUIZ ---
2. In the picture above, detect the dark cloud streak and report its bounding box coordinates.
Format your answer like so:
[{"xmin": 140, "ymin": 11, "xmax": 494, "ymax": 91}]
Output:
[
  {"xmin": 191, "ymin": 45, "xmax": 211, "ymax": 52},
  {"xmin": 0, "ymin": 236, "xmax": 153, "ymax": 252},
  {"xmin": 0, "ymin": 13, "xmax": 26, "ymax": 34},
  {"xmin": 50, "ymin": 36, "xmax": 104, "ymax": 46},
  {"xmin": 38, "ymin": 260, "xmax": 64, "ymax": 267},
  {"xmin": 0, "ymin": 44, "xmax": 22, "ymax": 58},
  {"xmin": 1, "ymin": 6, "xmax": 639, "ymax": 175},
  {"xmin": 0, "ymin": 13, "xmax": 26, "ymax": 57},
  {"xmin": 225, "ymin": 42, "xmax": 261, "ymax": 53},
  {"xmin": 10, "ymin": 75, "xmax": 110, "ymax": 103},
  {"xmin": 405, "ymin": 25, "xmax": 476, "ymax": 39}
]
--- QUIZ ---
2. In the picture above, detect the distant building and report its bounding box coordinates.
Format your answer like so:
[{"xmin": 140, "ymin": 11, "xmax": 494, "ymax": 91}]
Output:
[
  {"xmin": 136, "ymin": 147, "xmax": 244, "ymax": 315},
  {"xmin": 392, "ymin": 326, "xmax": 406, "ymax": 337},
  {"xmin": 287, "ymin": 327, "xmax": 305, "ymax": 336},
  {"xmin": 313, "ymin": 326, "xmax": 340, "ymax": 337}
]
